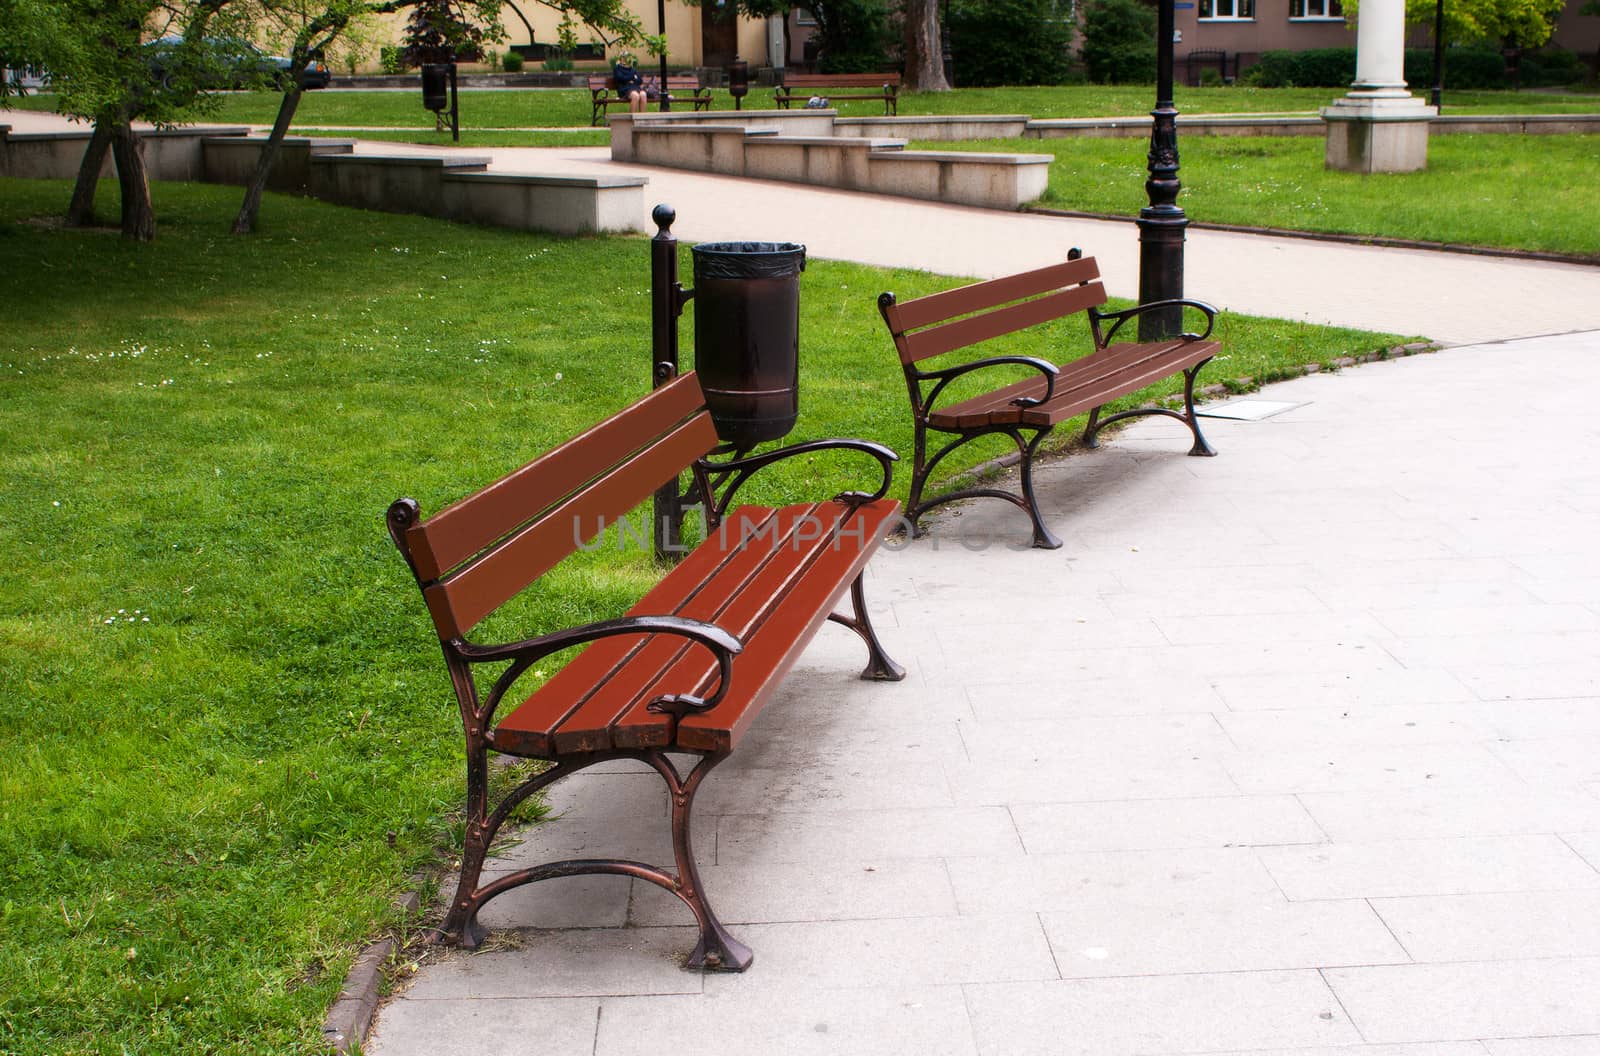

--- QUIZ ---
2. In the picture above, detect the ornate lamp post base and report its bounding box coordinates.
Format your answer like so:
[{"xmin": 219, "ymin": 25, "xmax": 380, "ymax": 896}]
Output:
[{"xmin": 1136, "ymin": 0, "xmax": 1186, "ymax": 341}]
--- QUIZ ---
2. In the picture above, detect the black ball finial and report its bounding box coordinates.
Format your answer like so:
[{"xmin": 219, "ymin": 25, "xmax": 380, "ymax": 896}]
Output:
[{"xmin": 652, "ymin": 203, "xmax": 676, "ymax": 237}]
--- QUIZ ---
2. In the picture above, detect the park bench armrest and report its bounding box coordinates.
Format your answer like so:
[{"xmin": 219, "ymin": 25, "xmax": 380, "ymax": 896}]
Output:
[
  {"xmin": 918, "ymin": 355, "xmax": 1060, "ymax": 411},
  {"xmin": 457, "ymin": 615, "xmax": 742, "ymax": 724},
  {"xmin": 1091, "ymin": 299, "xmax": 1218, "ymax": 344},
  {"xmin": 694, "ymin": 438, "xmax": 898, "ymax": 525}
]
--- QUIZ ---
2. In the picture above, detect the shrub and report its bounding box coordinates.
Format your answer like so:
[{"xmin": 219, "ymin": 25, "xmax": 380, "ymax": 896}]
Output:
[
  {"xmin": 379, "ymin": 45, "xmax": 405, "ymax": 75},
  {"xmin": 501, "ymin": 49, "xmax": 524, "ymax": 72},
  {"xmin": 1080, "ymin": 0, "xmax": 1157, "ymax": 84},
  {"xmin": 948, "ymin": 0, "xmax": 1075, "ymax": 87},
  {"xmin": 1239, "ymin": 45, "xmax": 1514, "ymax": 89},
  {"xmin": 1518, "ymin": 46, "xmax": 1586, "ymax": 87},
  {"xmin": 812, "ymin": 0, "xmax": 893, "ymax": 73}
]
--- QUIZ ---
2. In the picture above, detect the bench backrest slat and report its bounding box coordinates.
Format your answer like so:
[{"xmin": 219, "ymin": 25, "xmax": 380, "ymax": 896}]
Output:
[
  {"xmin": 784, "ymin": 73, "xmax": 901, "ymax": 87},
  {"xmin": 403, "ymin": 373, "xmax": 718, "ymax": 639},
  {"xmin": 882, "ymin": 258, "xmax": 1107, "ymax": 365}
]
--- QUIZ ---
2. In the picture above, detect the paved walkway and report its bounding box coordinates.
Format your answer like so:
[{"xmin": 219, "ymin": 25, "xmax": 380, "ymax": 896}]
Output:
[
  {"xmin": 345, "ymin": 137, "xmax": 1600, "ymax": 1055},
  {"xmin": 367, "ymin": 330, "xmax": 1600, "ymax": 1056},
  {"xmin": 336, "ymin": 139, "xmax": 1600, "ymax": 346}
]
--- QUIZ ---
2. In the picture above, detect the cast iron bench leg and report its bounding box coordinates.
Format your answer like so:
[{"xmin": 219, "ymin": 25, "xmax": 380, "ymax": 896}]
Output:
[
  {"xmin": 1183, "ymin": 360, "xmax": 1217, "ymax": 457},
  {"xmin": 649, "ymin": 751, "xmax": 754, "ymax": 971},
  {"xmin": 828, "ymin": 573, "xmax": 908, "ymax": 681}
]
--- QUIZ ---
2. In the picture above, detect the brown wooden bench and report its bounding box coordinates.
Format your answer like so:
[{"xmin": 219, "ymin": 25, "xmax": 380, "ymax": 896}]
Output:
[
  {"xmin": 775, "ymin": 72, "xmax": 901, "ymax": 115},
  {"xmin": 386, "ymin": 371, "xmax": 904, "ymax": 970},
  {"xmin": 877, "ymin": 252, "xmax": 1220, "ymax": 550},
  {"xmin": 588, "ymin": 73, "xmax": 711, "ymax": 125}
]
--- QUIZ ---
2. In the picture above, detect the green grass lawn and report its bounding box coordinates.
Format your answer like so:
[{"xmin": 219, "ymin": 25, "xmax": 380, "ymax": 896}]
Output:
[
  {"xmin": 8, "ymin": 84, "xmax": 1595, "ymax": 129},
  {"xmin": 0, "ymin": 176, "xmax": 1406, "ymax": 1053},
  {"xmin": 925, "ymin": 133, "xmax": 1600, "ymax": 258}
]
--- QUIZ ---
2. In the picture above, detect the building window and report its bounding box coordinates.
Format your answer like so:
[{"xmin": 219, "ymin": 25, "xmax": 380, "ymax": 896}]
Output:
[
  {"xmin": 1290, "ymin": 0, "xmax": 1342, "ymax": 17},
  {"xmin": 1198, "ymin": 0, "xmax": 1254, "ymax": 18},
  {"xmin": 795, "ymin": 6, "xmax": 817, "ymax": 25}
]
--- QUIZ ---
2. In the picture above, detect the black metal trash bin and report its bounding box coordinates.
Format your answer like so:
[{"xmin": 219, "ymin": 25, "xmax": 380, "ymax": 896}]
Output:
[
  {"xmin": 691, "ymin": 240, "xmax": 806, "ymax": 448},
  {"xmin": 420, "ymin": 64, "xmax": 450, "ymax": 112}
]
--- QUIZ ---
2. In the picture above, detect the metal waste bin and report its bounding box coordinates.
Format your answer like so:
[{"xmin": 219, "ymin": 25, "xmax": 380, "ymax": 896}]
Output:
[
  {"xmin": 690, "ymin": 240, "xmax": 806, "ymax": 448},
  {"xmin": 420, "ymin": 64, "xmax": 450, "ymax": 112}
]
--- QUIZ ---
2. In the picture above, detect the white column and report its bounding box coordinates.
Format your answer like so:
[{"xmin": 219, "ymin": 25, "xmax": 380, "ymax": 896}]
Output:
[
  {"xmin": 1321, "ymin": 0, "xmax": 1435, "ymax": 171},
  {"xmin": 1350, "ymin": 0, "xmax": 1412, "ymax": 96}
]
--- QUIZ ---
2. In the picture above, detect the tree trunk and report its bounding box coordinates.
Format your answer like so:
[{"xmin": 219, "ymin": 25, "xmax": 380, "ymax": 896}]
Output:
[
  {"xmin": 232, "ymin": 86, "xmax": 304, "ymax": 234},
  {"xmin": 902, "ymin": 0, "xmax": 949, "ymax": 91},
  {"xmin": 67, "ymin": 119, "xmax": 115, "ymax": 227},
  {"xmin": 110, "ymin": 122, "xmax": 155, "ymax": 242}
]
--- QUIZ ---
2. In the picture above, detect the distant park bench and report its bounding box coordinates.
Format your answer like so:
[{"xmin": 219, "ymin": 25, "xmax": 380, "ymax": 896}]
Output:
[
  {"xmin": 775, "ymin": 73, "xmax": 901, "ymax": 115},
  {"xmin": 878, "ymin": 252, "xmax": 1221, "ymax": 549},
  {"xmin": 588, "ymin": 74, "xmax": 711, "ymax": 125}
]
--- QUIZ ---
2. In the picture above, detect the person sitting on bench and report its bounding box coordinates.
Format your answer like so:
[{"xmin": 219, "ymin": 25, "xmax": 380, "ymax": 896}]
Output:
[{"xmin": 612, "ymin": 53, "xmax": 648, "ymax": 114}]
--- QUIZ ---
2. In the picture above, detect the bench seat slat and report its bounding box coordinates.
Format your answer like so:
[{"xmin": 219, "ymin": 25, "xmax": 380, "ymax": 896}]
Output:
[
  {"xmin": 929, "ymin": 339, "xmax": 1219, "ymax": 430},
  {"xmin": 491, "ymin": 506, "xmax": 782, "ymax": 757},
  {"xmin": 546, "ymin": 504, "xmax": 830, "ymax": 754},
  {"xmin": 495, "ymin": 499, "xmax": 898, "ymax": 758},
  {"xmin": 637, "ymin": 498, "xmax": 903, "ymax": 753}
]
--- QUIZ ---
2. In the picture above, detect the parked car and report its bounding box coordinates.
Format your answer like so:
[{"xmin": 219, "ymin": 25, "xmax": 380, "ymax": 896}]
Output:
[{"xmin": 145, "ymin": 36, "xmax": 330, "ymax": 91}]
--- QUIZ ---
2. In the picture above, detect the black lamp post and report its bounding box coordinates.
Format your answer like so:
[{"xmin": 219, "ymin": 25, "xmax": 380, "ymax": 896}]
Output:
[
  {"xmin": 657, "ymin": 0, "xmax": 671, "ymax": 110},
  {"xmin": 1136, "ymin": 0, "xmax": 1185, "ymax": 341},
  {"xmin": 1430, "ymin": 0, "xmax": 1445, "ymax": 109}
]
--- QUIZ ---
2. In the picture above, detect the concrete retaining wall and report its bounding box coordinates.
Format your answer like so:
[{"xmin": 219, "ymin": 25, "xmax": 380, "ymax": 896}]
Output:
[
  {"xmin": 868, "ymin": 150, "xmax": 1051, "ymax": 209},
  {"xmin": 836, "ymin": 115, "xmax": 1030, "ymax": 140},
  {"xmin": 0, "ymin": 125, "xmax": 647, "ymax": 235},
  {"xmin": 609, "ymin": 109, "xmax": 836, "ymax": 161},
  {"xmin": 616, "ymin": 110, "xmax": 1052, "ymax": 210},
  {"xmin": 440, "ymin": 171, "xmax": 648, "ymax": 235},
  {"xmin": 203, "ymin": 135, "xmax": 357, "ymax": 194},
  {"xmin": 0, "ymin": 126, "xmax": 251, "ymax": 180}
]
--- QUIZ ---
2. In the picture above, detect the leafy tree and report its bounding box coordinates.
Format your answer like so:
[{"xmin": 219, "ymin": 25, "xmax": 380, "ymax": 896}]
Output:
[
  {"xmin": 401, "ymin": 0, "xmax": 498, "ymax": 64},
  {"xmin": 2, "ymin": 0, "xmax": 244, "ymax": 240},
  {"xmin": 1079, "ymin": 0, "xmax": 1155, "ymax": 84},
  {"xmin": 947, "ymin": 0, "xmax": 1073, "ymax": 86},
  {"xmin": 810, "ymin": 0, "xmax": 893, "ymax": 71},
  {"xmin": 1345, "ymin": 0, "xmax": 1566, "ymax": 49}
]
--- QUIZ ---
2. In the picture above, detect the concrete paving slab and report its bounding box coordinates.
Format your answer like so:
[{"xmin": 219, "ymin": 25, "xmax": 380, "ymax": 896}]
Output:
[
  {"xmin": 1299, "ymin": 787, "xmax": 1600, "ymax": 842},
  {"xmin": 1371, "ymin": 889, "xmax": 1600, "ymax": 961},
  {"xmin": 714, "ymin": 805, "xmax": 1023, "ymax": 865},
  {"xmin": 595, "ymin": 986, "xmax": 979, "ymax": 1056},
  {"xmin": 1041, "ymin": 895, "xmax": 1407, "ymax": 977},
  {"xmin": 1324, "ymin": 958, "xmax": 1600, "ymax": 1043},
  {"xmin": 1009, "ymin": 794, "xmax": 1324, "ymax": 854},
  {"xmin": 962, "ymin": 972, "xmax": 1361, "ymax": 1055},
  {"xmin": 363, "ymin": 996, "xmax": 600, "ymax": 1056},
  {"xmin": 1257, "ymin": 834, "xmax": 1600, "ymax": 900},
  {"xmin": 1484, "ymin": 1037, "xmax": 1600, "ymax": 1056},
  {"xmin": 946, "ymin": 846, "xmax": 1281, "ymax": 914}
]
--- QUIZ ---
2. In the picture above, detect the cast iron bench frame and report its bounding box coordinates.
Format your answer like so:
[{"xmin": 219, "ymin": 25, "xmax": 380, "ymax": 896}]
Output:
[
  {"xmin": 589, "ymin": 73, "xmax": 712, "ymax": 125},
  {"xmin": 877, "ymin": 252, "xmax": 1220, "ymax": 550},
  {"xmin": 387, "ymin": 371, "xmax": 904, "ymax": 971},
  {"xmin": 775, "ymin": 72, "xmax": 901, "ymax": 115}
]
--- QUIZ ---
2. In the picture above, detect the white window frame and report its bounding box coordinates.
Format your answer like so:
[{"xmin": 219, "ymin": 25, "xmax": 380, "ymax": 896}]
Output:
[
  {"xmin": 1198, "ymin": 0, "xmax": 1255, "ymax": 20},
  {"xmin": 1289, "ymin": 0, "xmax": 1343, "ymax": 20},
  {"xmin": 794, "ymin": 7, "xmax": 817, "ymax": 26}
]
